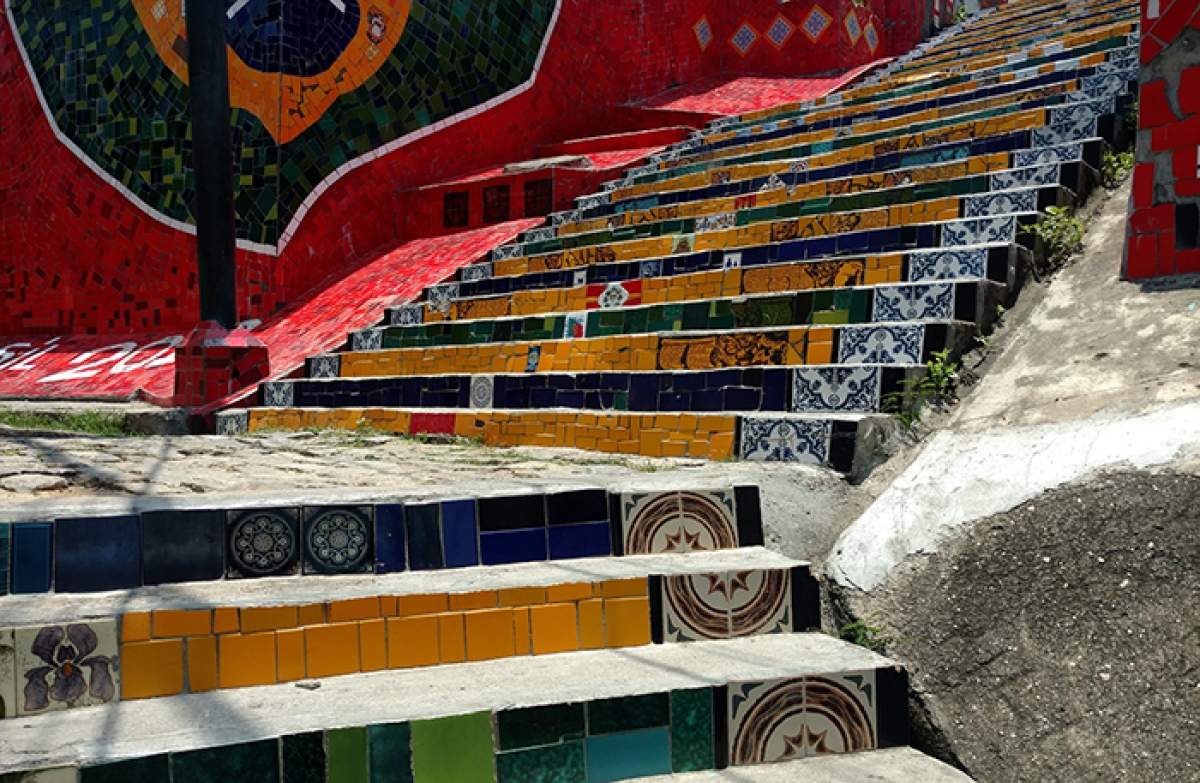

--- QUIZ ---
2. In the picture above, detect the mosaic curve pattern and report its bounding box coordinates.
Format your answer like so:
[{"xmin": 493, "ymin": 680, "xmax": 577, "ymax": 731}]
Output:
[
  {"xmin": 621, "ymin": 490, "xmax": 738, "ymax": 555},
  {"xmin": 661, "ymin": 569, "xmax": 792, "ymax": 642},
  {"xmin": 8, "ymin": 0, "xmax": 559, "ymax": 248}
]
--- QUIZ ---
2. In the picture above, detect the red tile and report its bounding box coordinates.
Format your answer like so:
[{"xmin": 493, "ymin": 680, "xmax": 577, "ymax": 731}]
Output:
[
  {"xmin": 1130, "ymin": 204, "xmax": 1177, "ymax": 235},
  {"xmin": 1138, "ymin": 79, "xmax": 1177, "ymax": 129},
  {"xmin": 1180, "ymin": 65, "xmax": 1200, "ymax": 117},
  {"xmin": 1133, "ymin": 163, "xmax": 1157, "ymax": 210},
  {"xmin": 1157, "ymin": 230, "xmax": 1178, "ymax": 277},
  {"xmin": 1126, "ymin": 232, "xmax": 1160, "ymax": 280}
]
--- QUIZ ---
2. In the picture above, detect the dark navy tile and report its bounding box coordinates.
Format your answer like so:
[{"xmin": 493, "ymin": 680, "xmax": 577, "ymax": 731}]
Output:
[
  {"xmin": 478, "ymin": 494, "xmax": 546, "ymax": 532},
  {"xmin": 302, "ymin": 506, "xmax": 375, "ymax": 575},
  {"xmin": 55, "ymin": 515, "xmax": 141, "ymax": 593},
  {"xmin": 0, "ymin": 523, "xmax": 8, "ymax": 596},
  {"xmin": 10, "ymin": 522, "xmax": 52, "ymax": 594},
  {"xmin": 546, "ymin": 490, "xmax": 609, "ymax": 526},
  {"xmin": 141, "ymin": 509, "xmax": 224, "ymax": 586},
  {"xmin": 734, "ymin": 486, "xmax": 764, "ymax": 547},
  {"xmin": 374, "ymin": 503, "xmax": 407, "ymax": 574},
  {"xmin": 405, "ymin": 503, "xmax": 444, "ymax": 571},
  {"xmin": 479, "ymin": 528, "xmax": 547, "ymax": 566},
  {"xmin": 81, "ymin": 755, "xmax": 170, "ymax": 783},
  {"xmin": 548, "ymin": 522, "xmax": 613, "ymax": 560},
  {"xmin": 225, "ymin": 508, "xmax": 301, "ymax": 579},
  {"xmin": 441, "ymin": 499, "xmax": 479, "ymax": 569}
]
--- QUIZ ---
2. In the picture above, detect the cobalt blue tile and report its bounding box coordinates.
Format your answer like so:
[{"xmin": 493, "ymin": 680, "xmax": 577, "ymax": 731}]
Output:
[
  {"xmin": 723, "ymin": 387, "xmax": 762, "ymax": 411},
  {"xmin": 374, "ymin": 503, "xmax": 407, "ymax": 574},
  {"xmin": 479, "ymin": 528, "xmax": 548, "ymax": 566},
  {"xmin": 55, "ymin": 515, "xmax": 141, "ymax": 593},
  {"xmin": 558, "ymin": 391, "xmax": 585, "ymax": 409},
  {"xmin": 0, "ymin": 523, "xmax": 8, "ymax": 596},
  {"xmin": 11, "ymin": 522, "xmax": 52, "ymax": 594},
  {"xmin": 441, "ymin": 499, "xmax": 479, "ymax": 569},
  {"xmin": 691, "ymin": 390, "xmax": 723, "ymax": 411},
  {"xmin": 548, "ymin": 522, "xmax": 612, "ymax": 560},
  {"xmin": 405, "ymin": 503, "xmax": 444, "ymax": 571},
  {"xmin": 585, "ymin": 729, "xmax": 672, "ymax": 783},
  {"xmin": 806, "ymin": 236, "xmax": 836, "ymax": 258},
  {"xmin": 659, "ymin": 392, "xmax": 690, "ymax": 412},
  {"xmin": 141, "ymin": 509, "xmax": 225, "ymax": 586},
  {"xmin": 629, "ymin": 375, "xmax": 659, "ymax": 411}
]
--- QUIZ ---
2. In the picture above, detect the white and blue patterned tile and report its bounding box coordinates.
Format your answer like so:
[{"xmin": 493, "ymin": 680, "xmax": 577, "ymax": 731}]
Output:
[
  {"xmin": 839, "ymin": 325, "xmax": 925, "ymax": 365},
  {"xmin": 309, "ymin": 354, "xmax": 341, "ymax": 380},
  {"xmin": 215, "ymin": 410, "xmax": 249, "ymax": 436},
  {"xmin": 908, "ymin": 247, "xmax": 988, "ymax": 281},
  {"xmin": 552, "ymin": 209, "xmax": 581, "ymax": 226},
  {"xmin": 731, "ymin": 23, "xmax": 758, "ymax": 55},
  {"xmin": 739, "ymin": 417, "xmax": 831, "ymax": 464},
  {"xmin": 697, "ymin": 212, "xmax": 737, "ymax": 233},
  {"xmin": 425, "ymin": 283, "xmax": 459, "ymax": 315},
  {"xmin": 524, "ymin": 226, "xmax": 557, "ymax": 244},
  {"xmin": 351, "ymin": 329, "xmax": 383, "ymax": 352},
  {"xmin": 577, "ymin": 193, "xmax": 609, "ymax": 210},
  {"xmin": 872, "ymin": 283, "xmax": 955, "ymax": 322},
  {"xmin": 469, "ymin": 375, "xmax": 494, "ymax": 409},
  {"xmin": 563, "ymin": 312, "xmax": 587, "ymax": 339},
  {"xmin": 390, "ymin": 303, "xmax": 425, "ymax": 326},
  {"xmin": 460, "ymin": 262, "xmax": 493, "ymax": 282},
  {"xmin": 941, "ymin": 215, "xmax": 1017, "ymax": 247},
  {"xmin": 723, "ymin": 251, "xmax": 743, "ymax": 270},
  {"xmin": 1013, "ymin": 141, "xmax": 1085, "ymax": 169},
  {"xmin": 1032, "ymin": 124, "xmax": 1092, "ymax": 148},
  {"xmin": 641, "ymin": 259, "xmax": 663, "ymax": 278},
  {"xmin": 791, "ymin": 367, "xmax": 881, "ymax": 413},
  {"xmin": 963, "ymin": 188, "xmax": 1037, "ymax": 218},
  {"xmin": 573, "ymin": 269, "xmax": 589, "ymax": 288},
  {"xmin": 492, "ymin": 244, "xmax": 523, "ymax": 262},
  {"xmin": 990, "ymin": 164, "xmax": 1059, "ymax": 191},
  {"xmin": 525, "ymin": 345, "xmax": 542, "ymax": 373},
  {"xmin": 262, "ymin": 381, "xmax": 294, "ymax": 408}
]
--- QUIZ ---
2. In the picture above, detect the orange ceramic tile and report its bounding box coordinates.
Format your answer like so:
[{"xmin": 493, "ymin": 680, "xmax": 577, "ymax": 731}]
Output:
[
  {"xmin": 276, "ymin": 628, "xmax": 307, "ymax": 683},
  {"xmin": 602, "ymin": 578, "xmax": 648, "ymax": 598},
  {"xmin": 530, "ymin": 603, "xmax": 579, "ymax": 656},
  {"xmin": 122, "ymin": 612, "xmax": 151, "ymax": 643},
  {"xmin": 438, "ymin": 614, "xmax": 466, "ymax": 664},
  {"xmin": 298, "ymin": 603, "xmax": 327, "ymax": 626},
  {"xmin": 305, "ymin": 623, "xmax": 361, "ymax": 679},
  {"xmin": 360, "ymin": 619, "xmax": 388, "ymax": 673},
  {"xmin": 241, "ymin": 606, "xmax": 299, "ymax": 633},
  {"xmin": 513, "ymin": 607, "xmax": 531, "ymax": 656},
  {"xmin": 449, "ymin": 591, "xmax": 497, "ymax": 611},
  {"xmin": 387, "ymin": 616, "xmax": 440, "ymax": 669},
  {"xmin": 122, "ymin": 639, "xmax": 185, "ymax": 700},
  {"xmin": 152, "ymin": 609, "xmax": 212, "ymax": 638},
  {"xmin": 579, "ymin": 599, "xmax": 605, "ymax": 650},
  {"xmin": 398, "ymin": 593, "xmax": 449, "ymax": 616},
  {"xmin": 218, "ymin": 633, "xmax": 278, "ymax": 689},
  {"xmin": 499, "ymin": 587, "xmax": 547, "ymax": 607},
  {"xmin": 465, "ymin": 608, "xmax": 516, "ymax": 662},
  {"xmin": 329, "ymin": 597, "xmax": 381, "ymax": 623},
  {"xmin": 186, "ymin": 636, "xmax": 218, "ymax": 693},
  {"xmin": 604, "ymin": 597, "xmax": 652, "ymax": 648}
]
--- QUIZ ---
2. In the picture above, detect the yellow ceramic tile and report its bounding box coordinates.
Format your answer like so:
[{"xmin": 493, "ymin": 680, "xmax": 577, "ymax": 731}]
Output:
[
  {"xmin": 449, "ymin": 591, "xmax": 498, "ymax": 611},
  {"xmin": 530, "ymin": 603, "xmax": 579, "ymax": 656},
  {"xmin": 298, "ymin": 603, "xmax": 327, "ymax": 626},
  {"xmin": 579, "ymin": 599, "xmax": 605, "ymax": 650},
  {"xmin": 439, "ymin": 614, "xmax": 466, "ymax": 664},
  {"xmin": 152, "ymin": 609, "xmax": 212, "ymax": 638},
  {"xmin": 122, "ymin": 639, "xmax": 185, "ymax": 700},
  {"xmin": 276, "ymin": 628, "xmax": 306, "ymax": 683},
  {"xmin": 329, "ymin": 597, "xmax": 380, "ymax": 623},
  {"xmin": 387, "ymin": 616, "xmax": 440, "ymax": 669},
  {"xmin": 499, "ymin": 587, "xmax": 547, "ymax": 607},
  {"xmin": 241, "ymin": 606, "xmax": 299, "ymax": 634},
  {"xmin": 186, "ymin": 636, "xmax": 218, "ymax": 693},
  {"xmin": 465, "ymin": 608, "xmax": 516, "ymax": 662},
  {"xmin": 218, "ymin": 633, "xmax": 277, "ymax": 689},
  {"xmin": 360, "ymin": 618, "xmax": 388, "ymax": 673},
  {"xmin": 122, "ymin": 612, "xmax": 151, "ymax": 643},
  {"xmin": 305, "ymin": 623, "xmax": 361, "ymax": 679},
  {"xmin": 604, "ymin": 597, "xmax": 652, "ymax": 648},
  {"xmin": 602, "ymin": 578, "xmax": 647, "ymax": 598},
  {"xmin": 398, "ymin": 593, "xmax": 449, "ymax": 616}
]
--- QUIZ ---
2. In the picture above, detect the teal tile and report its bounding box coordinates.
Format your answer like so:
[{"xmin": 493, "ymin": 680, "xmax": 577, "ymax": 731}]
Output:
[
  {"xmin": 495, "ymin": 742, "xmax": 584, "ymax": 783},
  {"xmin": 411, "ymin": 712, "xmax": 495, "ymax": 783},
  {"xmin": 369, "ymin": 723, "xmax": 413, "ymax": 783},
  {"xmin": 669, "ymin": 689, "xmax": 714, "ymax": 773},
  {"xmin": 171, "ymin": 740, "xmax": 279, "ymax": 783},
  {"xmin": 584, "ymin": 729, "xmax": 671, "ymax": 783},
  {"xmin": 497, "ymin": 703, "xmax": 585, "ymax": 751},
  {"xmin": 328, "ymin": 727, "xmax": 368, "ymax": 783},
  {"xmin": 586, "ymin": 693, "xmax": 669, "ymax": 735},
  {"xmin": 81, "ymin": 756, "xmax": 169, "ymax": 783}
]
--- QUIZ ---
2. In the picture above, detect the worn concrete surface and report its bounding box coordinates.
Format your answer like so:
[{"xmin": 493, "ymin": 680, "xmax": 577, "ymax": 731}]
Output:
[
  {"xmin": 0, "ymin": 633, "xmax": 891, "ymax": 773},
  {"xmin": 641, "ymin": 747, "xmax": 973, "ymax": 782}
]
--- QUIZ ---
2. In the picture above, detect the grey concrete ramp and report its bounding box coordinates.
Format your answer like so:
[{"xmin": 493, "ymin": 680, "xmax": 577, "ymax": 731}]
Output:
[{"xmin": 638, "ymin": 747, "xmax": 974, "ymax": 781}]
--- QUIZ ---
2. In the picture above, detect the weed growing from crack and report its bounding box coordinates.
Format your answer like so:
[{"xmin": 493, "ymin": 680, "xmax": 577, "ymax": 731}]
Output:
[
  {"xmin": 1022, "ymin": 205, "xmax": 1085, "ymax": 277},
  {"xmin": 835, "ymin": 614, "xmax": 910, "ymax": 654},
  {"xmin": 882, "ymin": 349, "xmax": 961, "ymax": 430},
  {"xmin": 0, "ymin": 410, "xmax": 141, "ymax": 437},
  {"xmin": 1101, "ymin": 148, "xmax": 1135, "ymax": 190}
]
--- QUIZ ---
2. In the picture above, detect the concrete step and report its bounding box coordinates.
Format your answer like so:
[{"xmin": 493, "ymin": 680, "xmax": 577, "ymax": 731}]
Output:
[
  {"xmin": 637, "ymin": 747, "xmax": 972, "ymax": 782},
  {"xmin": 0, "ymin": 633, "xmax": 908, "ymax": 778}
]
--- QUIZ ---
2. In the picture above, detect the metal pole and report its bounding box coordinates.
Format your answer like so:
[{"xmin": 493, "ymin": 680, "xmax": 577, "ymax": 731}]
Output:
[{"xmin": 184, "ymin": 0, "xmax": 238, "ymax": 328}]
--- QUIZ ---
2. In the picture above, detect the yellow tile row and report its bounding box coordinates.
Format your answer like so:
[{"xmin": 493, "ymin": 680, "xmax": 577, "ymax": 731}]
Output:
[
  {"xmin": 120, "ymin": 579, "xmax": 650, "ymax": 700},
  {"xmin": 248, "ymin": 408, "xmax": 740, "ymax": 460}
]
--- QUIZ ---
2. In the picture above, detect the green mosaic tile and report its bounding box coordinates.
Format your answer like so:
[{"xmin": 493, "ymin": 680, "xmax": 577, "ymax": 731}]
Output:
[
  {"xmin": 495, "ymin": 742, "xmax": 585, "ymax": 783},
  {"xmin": 369, "ymin": 723, "xmax": 414, "ymax": 783},
  {"xmin": 328, "ymin": 727, "xmax": 368, "ymax": 783},
  {"xmin": 669, "ymin": 688, "xmax": 714, "ymax": 773},
  {"xmin": 171, "ymin": 740, "xmax": 279, "ymax": 783},
  {"xmin": 496, "ymin": 703, "xmax": 586, "ymax": 751},
  {"xmin": 411, "ymin": 712, "xmax": 495, "ymax": 783}
]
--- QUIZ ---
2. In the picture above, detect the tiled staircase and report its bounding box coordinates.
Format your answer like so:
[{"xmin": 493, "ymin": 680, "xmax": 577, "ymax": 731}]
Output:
[{"xmin": 219, "ymin": 0, "xmax": 1140, "ymax": 473}]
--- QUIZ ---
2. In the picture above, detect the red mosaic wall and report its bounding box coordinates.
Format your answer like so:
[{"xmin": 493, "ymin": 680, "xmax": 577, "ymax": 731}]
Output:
[
  {"xmin": 1125, "ymin": 0, "xmax": 1200, "ymax": 279},
  {"xmin": 0, "ymin": 0, "xmax": 929, "ymax": 337}
]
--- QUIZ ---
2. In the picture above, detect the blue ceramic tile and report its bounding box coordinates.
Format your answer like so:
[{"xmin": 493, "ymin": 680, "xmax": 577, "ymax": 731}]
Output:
[
  {"xmin": 546, "ymin": 490, "xmax": 609, "ymax": 526},
  {"xmin": 548, "ymin": 522, "xmax": 613, "ymax": 560},
  {"xmin": 55, "ymin": 515, "xmax": 141, "ymax": 593},
  {"xmin": 11, "ymin": 522, "xmax": 52, "ymax": 594},
  {"xmin": 0, "ymin": 523, "xmax": 8, "ymax": 596},
  {"xmin": 405, "ymin": 503, "xmax": 444, "ymax": 571},
  {"xmin": 374, "ymin": 504, "xmax": 407, "ymax": 574},
  {"xmin": 479, "ymin": 528, "xmax": 548, "ymax": 566},
  {"xmin": 585, "ymin": 728, "xmax": 672, "ymax": 783},
  {"xmin": 441, "ymin": 499, "xmax": 479, "ymax": 569},
  {"xmin": 141, "ymin": 509, "xmax": 225, "ymax": 586},
  {"xmin": 478, "ymin": 494, "xmax": 546, "ymax": 532}
]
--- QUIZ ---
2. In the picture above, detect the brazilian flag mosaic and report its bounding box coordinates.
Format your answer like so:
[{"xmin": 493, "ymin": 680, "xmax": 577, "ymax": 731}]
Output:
[{"xmin": 9, "ymin": 0, "xmax": 557, "ymax": 248}]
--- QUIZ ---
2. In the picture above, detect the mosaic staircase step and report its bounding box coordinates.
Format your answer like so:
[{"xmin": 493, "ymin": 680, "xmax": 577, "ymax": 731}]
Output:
[
  {"xmin": 261, "ymin": 364, "xmax": 930, "ymax": 417},
  {"xmin": 0, "ymin": 550, "xmax": 821, "ymax": 713},
  {"xmin": 0, "ymin": 633, "xmax": 908, "ymax": 781},
  {"xmin": 0, "ymin": 485, "xmax": 767, "ymax": 596},
  {"xmin": 634, "ymin": 747, "xmax": 972, "ymax": 782}
]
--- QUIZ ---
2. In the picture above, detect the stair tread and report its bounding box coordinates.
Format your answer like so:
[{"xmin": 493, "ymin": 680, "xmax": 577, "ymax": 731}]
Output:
[{"xmin": 637, "ymin": 747, "xmax": 972, "ymax": 782}]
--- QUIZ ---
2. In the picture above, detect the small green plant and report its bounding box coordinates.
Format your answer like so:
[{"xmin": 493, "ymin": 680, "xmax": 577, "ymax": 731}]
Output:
[
  {"xmin": 836, "ymin": 614, "xmax": 901, "ymax": 654},
  {"xmin": 1101, "ymin": 148, "xmax": 1134, "ymax": 190},
  {"xmin": 1022, "ymin": 205, "xmax": 1085, "ymax": 274},
  {"xmin": 882, "ymin": 349, "xmax": 961, "ymax": 430},
  {"xmin": 952, "ymin": 2, "xmax": 970, "ymax": 23},
  {"xmin": 0, "ymin": 410, "xmax": 141, "ymax": 437}
]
